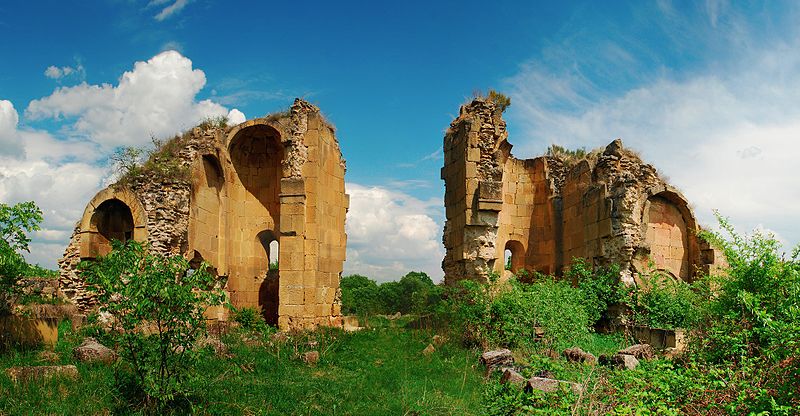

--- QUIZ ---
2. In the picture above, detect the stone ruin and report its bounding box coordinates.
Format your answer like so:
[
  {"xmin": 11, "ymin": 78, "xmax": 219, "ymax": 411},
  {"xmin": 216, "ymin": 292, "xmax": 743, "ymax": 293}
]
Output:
[
  {"xmin": 58, "ymin": 99, "xmax": 349, "ymax": 330},
  {"xmin": 441, "ymin": 97, "xmax": 724, "ymax": 285}
]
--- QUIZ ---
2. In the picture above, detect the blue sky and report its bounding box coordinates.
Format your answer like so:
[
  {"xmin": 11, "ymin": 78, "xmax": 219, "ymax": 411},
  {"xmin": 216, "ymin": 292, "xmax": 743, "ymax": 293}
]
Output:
[{"xmin": 1, "ymin": 1, "xmax": 799, "ymax": 281}]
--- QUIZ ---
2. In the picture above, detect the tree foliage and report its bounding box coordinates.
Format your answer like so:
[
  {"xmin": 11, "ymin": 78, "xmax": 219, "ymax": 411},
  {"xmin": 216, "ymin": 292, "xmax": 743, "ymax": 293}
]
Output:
[
  {"xmin": 340, "ymin": 271, "xmax": 442, "ymax": 316},
  {"xmin": 0, "ymin": 201, "xmax": 44, "ymax": 312},
  {"xmin": 80, "ymin": 240, "xmax": 226, "ymax": 408}
]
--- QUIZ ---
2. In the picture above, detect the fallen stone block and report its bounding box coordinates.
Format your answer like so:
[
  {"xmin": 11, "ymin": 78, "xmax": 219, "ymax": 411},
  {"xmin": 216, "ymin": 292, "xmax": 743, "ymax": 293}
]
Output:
[
  {"xmin": 600, "ymin": 353, "xmax": 640, "ymax": 370},
  {"xmin": 500, "ymin": 368, "xmax": 526, "ymax": 387},
  {"xmin": 6, "ymin": 365, "xmax": 78, "ymax": 383},
  {"xmin": 562, "ymin": 347, "xmax": 597, "ymax": 365},
  {"xmin": 524, "ymin": 376, "xmax": 583, "ymax": 394},
  {"xmin": 422, "ymin": 343, "xmax": 435, "ymax": 356},
  {"xmin": 618, "ymin": 344, "xmax": 656, "ymax": 360},
  {"xmin": 480, "ymin": 349, "xmax": 513, "ymax": 375},
  {"xmin": 73, "ymin": 337, "xmax": 117, "ymax": 364}
]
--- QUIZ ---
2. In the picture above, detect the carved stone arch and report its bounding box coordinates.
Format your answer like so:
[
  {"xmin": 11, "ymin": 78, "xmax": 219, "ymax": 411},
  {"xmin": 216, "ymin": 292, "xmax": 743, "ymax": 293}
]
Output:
[
  {"xmin": 504, "ymin": 239, "xmax": 526, "ymax": 275},
  {"xmin": 637, "ymin": 185, "xmax": 699, "ymax": 281},
  {"xmin": 78, "ymin": 187, "xmax": 147, "ymax": 259}
]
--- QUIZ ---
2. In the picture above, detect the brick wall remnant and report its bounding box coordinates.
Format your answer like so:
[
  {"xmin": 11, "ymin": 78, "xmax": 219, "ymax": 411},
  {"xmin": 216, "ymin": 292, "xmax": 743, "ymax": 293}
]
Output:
[
  {"xmin": 441, "ymin": 97, "xmax": 723, "ymax": 285},
  {"xmin": 59, "ymin": 99, "xmax": 349, "ymax": 330}
]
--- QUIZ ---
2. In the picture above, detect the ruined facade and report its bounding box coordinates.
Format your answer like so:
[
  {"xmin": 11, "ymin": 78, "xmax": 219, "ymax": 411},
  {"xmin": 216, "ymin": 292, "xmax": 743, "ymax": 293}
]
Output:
[
  {"xmin": 59, "ymin": 99, "xmax": 349, "ymax": 330},
  {"xmin": 441, "ymin": 98, "xmax": 723, "ymax": 285}
]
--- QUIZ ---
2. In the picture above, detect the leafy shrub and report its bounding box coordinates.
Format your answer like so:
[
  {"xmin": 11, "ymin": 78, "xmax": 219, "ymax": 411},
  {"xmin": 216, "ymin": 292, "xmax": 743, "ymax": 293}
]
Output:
[
  {"xmin": 693, "ymin": 213, "xmax": 800, "ymax": 410},
  {"xmin": 448, "ymin": 277, "xmax": 590, "ymax": 350},
  {"xmin": 566, "ymin": 257, "xmax": 622, "ymax": 326},
  {"xmin": 231, "ymin": 306, "xmax": 268, "ymax": 332},
  {"xmin": 80, "ymin": 240, "xmax": 226, "ymax": 409},
  {"xmin": 624, "ymin": 272, "xmax": 705, "ymax": 329},
  {"xmin": 340, "ymin": 274, "xmax": 381, "ymax": 316}
]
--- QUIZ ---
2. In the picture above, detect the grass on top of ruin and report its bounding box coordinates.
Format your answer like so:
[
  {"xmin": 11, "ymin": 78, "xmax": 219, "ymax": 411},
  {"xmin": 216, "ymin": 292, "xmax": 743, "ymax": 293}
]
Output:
[{"xmin": 0, "ymin": 316, "xmax": 486, "ymax": 415}]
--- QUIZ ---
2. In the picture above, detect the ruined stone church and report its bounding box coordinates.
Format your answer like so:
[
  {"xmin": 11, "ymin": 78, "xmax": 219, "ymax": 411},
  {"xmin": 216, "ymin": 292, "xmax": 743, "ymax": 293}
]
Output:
[
  {"xmin": 441, "ymin": 97, "xmax": 724, "ymax": 285},
  {"xmin": 59, "ymin": 99, "xmax": 349, "ymax": 330}
]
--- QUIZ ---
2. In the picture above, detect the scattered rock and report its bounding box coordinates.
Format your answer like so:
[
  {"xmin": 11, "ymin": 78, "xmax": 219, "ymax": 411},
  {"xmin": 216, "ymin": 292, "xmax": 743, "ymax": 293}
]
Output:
[
  {"xmin": 6, "ymin": 365, "xmax": 78, "ymax": 383},
  {"xmin": 342, "ymin": 316, "xmax": 363, "ymax": 332},
  {"xmin": 196, "ymin": 335, "xmax": 228, "ymax": 356},
  {"xmin": 619, "ymin": 344, "xmax": 656, "ymax": 360},
  {"xmin": 600, "ymin": 353, "xmax": 640, "ymax": 370},
  {"xmin": 525, "ymin": 377, "xmax": 583, "ymax": 394},
  {"xmin": 302, "ymin": 350, "xmax": 320, "ymax": 365},
  {"xmin": 562, "ymin": 347, "xmax": 597, "ymax": 365},
  {"xmin": 73, "ymin": 337, "xmax": 117, "ymax": 364},
  {"xmin": 422, "ymin": 343, "xmax": 435, "ymax": 356},
  {"xmin": 269, "ymin": 331, "xmax": 288, "ymax": 344},
  {"xmin": 432, "ymin": 335, "xmax": 446, "ymax": 347},
  {"xmin": 500, "ymin": 368, "xmax": 526, "ymax": 387},
  {"xmin": 480, "ymin": 349, "xmax": 513, "ymax": 375},
  {"xmin": 388, "ymin": 312, "xmax": 402, "ymax": 320}
]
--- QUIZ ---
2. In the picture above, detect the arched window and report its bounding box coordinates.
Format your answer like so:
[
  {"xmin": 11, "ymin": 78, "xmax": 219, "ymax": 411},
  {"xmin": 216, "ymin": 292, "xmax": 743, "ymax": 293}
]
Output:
[
  {"xmin": 504, "ymin": 240, "xmax": 525, "ymax": 274},
  {"xmin": 92, "ymin": 199, "xmax": 134, "ymax": 243}
]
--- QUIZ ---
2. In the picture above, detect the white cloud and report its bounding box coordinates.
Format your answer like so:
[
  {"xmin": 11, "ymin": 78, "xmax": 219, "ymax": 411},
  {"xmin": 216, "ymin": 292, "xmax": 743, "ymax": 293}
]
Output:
[
  {"xmin": 152, "ymin": 0, "xmax": 190, "ymax": 21},
  {"xmin": 4, "ymin": 51, "xmax": 247, "ymax": 269},
  {"xmin": 27, "ymin": 50, "xmax": 242, "ymax": 150},
  {"xmin": 227, "ymin": 108, "xmax": 246, "ymax": 125},
  {"xmin": 504, "ymin": 11, "xmax": 800, "ymax": 251},
  {"xmin": 44, "ymin": 64, "xmax": 84, "ymax": 81},
  {"xmin": 345, "ymin": 183, "xmax": 444, "ymax": 282},
  {"xmin": 0, "ymin": 100, "xmax": 106, "ymax": 267},
  {"xmin": 0, "ymin": 100, "xmax": 24, "ymax": 157}
]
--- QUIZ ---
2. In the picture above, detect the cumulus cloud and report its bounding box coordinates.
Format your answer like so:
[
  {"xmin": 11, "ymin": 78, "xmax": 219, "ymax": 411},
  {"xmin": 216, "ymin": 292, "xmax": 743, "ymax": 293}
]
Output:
[
  {"xmin": 0, "ymin": 100, "xmax": 106, "ymax": 266},
  {"xmin": 227, "ymin": 108, "xmax": 246, "ymax": 125},
  {"xmin": 5, "ymin": 50, "xmax": 246, "ymax": 269},
  {"xmin": 0, "ymin": 100, "xmax": 24, "ymax": 157},
  {"xmin": 504, "ymin": 3, "xmax": 800, "ymax": 250},
  {"xmin": 345, "ymin": 183, "xmax": 444, "ymax": 282},
  {"xmin": 27, "ymin": 50, "xmax": 241, "ymax": 150}
]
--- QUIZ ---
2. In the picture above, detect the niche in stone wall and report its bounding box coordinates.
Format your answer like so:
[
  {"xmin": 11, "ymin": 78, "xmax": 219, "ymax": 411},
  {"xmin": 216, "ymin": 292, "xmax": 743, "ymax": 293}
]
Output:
[
  {"xmin": 80, "ymin": 199, "xmax": 134, "ymax": 259},
  {"xmin": 643, "ymin": 195, "xmax": 690, "ymax": 279}
]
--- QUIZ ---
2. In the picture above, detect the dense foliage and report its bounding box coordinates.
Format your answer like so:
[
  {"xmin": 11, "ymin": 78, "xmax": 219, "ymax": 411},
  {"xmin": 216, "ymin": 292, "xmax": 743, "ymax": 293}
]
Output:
[
  {"xmin": 0, "ymin": 201, "xmax": 45, "ymax": 313},
  {"xmin": 79, "ymin": 240, "xmax": 226, "ymax": 409},
  {"xmin": 448, "ymin": 277, "xmax": 590, "ymax": 351},
  {"xmin": 340, "ymin": 271, "xmax": 442, "ymax": 316}
]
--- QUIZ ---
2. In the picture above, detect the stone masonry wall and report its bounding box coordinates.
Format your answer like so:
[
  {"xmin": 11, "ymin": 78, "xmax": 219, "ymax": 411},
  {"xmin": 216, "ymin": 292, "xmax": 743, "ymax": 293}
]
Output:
[{"xmin": 442, "ymin": 98, "xmax": 723, "ymax": 285}]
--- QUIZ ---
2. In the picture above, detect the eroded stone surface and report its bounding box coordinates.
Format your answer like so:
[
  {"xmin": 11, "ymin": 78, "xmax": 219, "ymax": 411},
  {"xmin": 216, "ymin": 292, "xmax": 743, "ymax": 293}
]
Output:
[
  {"xmin": 442, "ymin": 97, "xmax": 725, "ymax": 285},
  {"xmin": 59, "ymin": 99, "xmax": 349, "ymax": 331},
  {"xmin": 73, "ymin": 337, "xmax": 117, "ymax": 364},
  {"xmin": 6, "ymin": 365, "xmax": 78, "ymax": 383}
]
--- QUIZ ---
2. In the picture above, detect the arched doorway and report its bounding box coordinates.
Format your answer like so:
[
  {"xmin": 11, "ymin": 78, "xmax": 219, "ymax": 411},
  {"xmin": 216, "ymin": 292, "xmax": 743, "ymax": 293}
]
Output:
[
  {"xmin": 257, "ymin": 230, "xmax": 279, "ymax": 325},
  {"xmin": 504, "ymin": 240, "xmax": 525, "ymax": 275}
]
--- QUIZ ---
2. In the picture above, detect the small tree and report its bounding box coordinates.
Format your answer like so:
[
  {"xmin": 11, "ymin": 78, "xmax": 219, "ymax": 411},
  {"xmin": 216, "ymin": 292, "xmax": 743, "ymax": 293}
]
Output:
[
  {"xmin": 80, "ymin": 240, "xmax": 226, "ymax": 408},
  {"xmin": 0, "ymin": 201, "xmax": 43, "ymax": 312}
]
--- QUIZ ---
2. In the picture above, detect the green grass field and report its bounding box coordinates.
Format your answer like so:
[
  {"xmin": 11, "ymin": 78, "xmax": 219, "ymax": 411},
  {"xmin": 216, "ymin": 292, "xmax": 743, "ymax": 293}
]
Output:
[{"xmin": 0, "ymin": 318, "xmax": 487, "ymax": 415}]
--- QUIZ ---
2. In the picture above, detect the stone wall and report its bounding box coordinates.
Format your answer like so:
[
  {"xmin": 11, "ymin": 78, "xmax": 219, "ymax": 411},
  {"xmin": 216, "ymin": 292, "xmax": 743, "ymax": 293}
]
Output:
[
  {"xmin": 442, "ymin": 97, "xmax": 723, "ymax": 285},
  {"xmin": 59, "ymin": 99, "xmax": 348, "ymax": 330}
]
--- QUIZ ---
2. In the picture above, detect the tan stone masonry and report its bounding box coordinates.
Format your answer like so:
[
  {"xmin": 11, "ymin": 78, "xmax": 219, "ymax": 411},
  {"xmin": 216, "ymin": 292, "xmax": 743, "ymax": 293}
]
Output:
[{"xmin": 59, "ymin": 99, "xmax": 348, "ymax": 330}]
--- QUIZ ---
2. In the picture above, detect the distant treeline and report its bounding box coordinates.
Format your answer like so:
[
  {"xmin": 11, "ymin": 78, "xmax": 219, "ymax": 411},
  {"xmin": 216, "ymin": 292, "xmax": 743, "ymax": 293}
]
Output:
[{"xmin": 340, "ymin": 271, "xmax": 443, "ymax": 316}]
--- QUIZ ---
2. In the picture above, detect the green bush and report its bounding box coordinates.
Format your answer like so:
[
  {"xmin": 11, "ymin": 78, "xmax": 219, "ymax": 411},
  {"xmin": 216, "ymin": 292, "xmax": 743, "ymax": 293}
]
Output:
[
  {"xmin": 624, "ymin": 272, "xmax": 705, "ymax": 329},
  {"xmin": 448, "ymin": 277, "xmax": 590, "ymax": 350},
  {"xmin": 694, "ymin": 213, "xmax": 800, "ymax": 410},
  {"xmin": 566, "ymin": 257, "xmax": 622, "ymax": 326},
  {"xmin": 231, "ymin": 306, "xmax": 268, "ymax": 333},
  {"xmin": 79, "ymin": 240, "xmax": 226, "ymax": 409}
]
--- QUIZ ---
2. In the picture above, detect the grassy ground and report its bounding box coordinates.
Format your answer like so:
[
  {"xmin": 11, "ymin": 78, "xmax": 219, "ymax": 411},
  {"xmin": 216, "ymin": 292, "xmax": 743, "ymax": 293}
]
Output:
[{"xmin": 0, "ymin": 317, "xmax": 486, "ymax": 415}]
